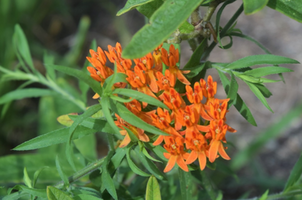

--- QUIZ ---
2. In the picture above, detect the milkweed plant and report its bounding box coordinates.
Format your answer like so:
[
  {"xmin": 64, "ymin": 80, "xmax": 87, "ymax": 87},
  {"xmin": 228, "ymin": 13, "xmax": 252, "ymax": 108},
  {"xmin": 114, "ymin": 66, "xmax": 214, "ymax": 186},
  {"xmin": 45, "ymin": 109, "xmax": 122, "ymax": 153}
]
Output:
[{"xmin": 1, "ymin": 0, "xmax": 302, "ymax": 200}]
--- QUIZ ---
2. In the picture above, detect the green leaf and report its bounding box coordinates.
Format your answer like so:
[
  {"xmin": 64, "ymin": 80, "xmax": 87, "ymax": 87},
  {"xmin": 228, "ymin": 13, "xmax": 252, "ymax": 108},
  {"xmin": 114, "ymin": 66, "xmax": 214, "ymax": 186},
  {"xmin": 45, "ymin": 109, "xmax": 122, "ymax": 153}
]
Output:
[
  {"xmin": 178, "ymin": 169, "xmax": 195, "ymax": 200},
  {"xmin": 117, "ymin": 0, "xmax": 154, "ymax": 16},
  {"xmin": 126, "ymin": 147, "xmax": 151, "ymax": 177},
  {"xmin": 113, "ymin": 88, "xmax": 169, "ymax": 110},
  {"xmin": 142, "ymin": 147, "xmax": 161, "ymax": 163},
  {"xmin": 74, "ymin": 194, "xmax": 104, "ymax": 200},
  {"xmin": 109, "ymin": 100, "xmax": 169, "ymax": 136},
  {"xmin": 103, "ymin": 69, "xmax": 127, "ymax": 96},
  {"xmin": 13, "ymin": 24, "xmax": 35, "ymax": 71},
  {"xmin": 245, "ymin": 81, "xmax": 273, "ymax": 112},
  {"xmin": 49, "ymin": 64, "xmax": 103, "ymax": 97},
  {"xmin": 227, "ymin": 73, "xmax": 238, "ymax": 108},
  {"xmin": 101, "ymin": 96, "xmax": 121, "ymax": 135},
  {"xmin": 137, "ymin": 0, "xmax": 163, "ymax": 18},
  {"xmin": 135, "ymin": 146, "xmax": 165, "ymax": 180},
  {"xmin": 226, "ymin": 55, "xmax": 299, "ymax": 70},
  {"xmin": 284, "ymin": 153, "xmax": 302, "ymax": 192},
  {"xmin": 0, "ymin": 88, "xmax": 56, "ymax": 105},
  {"xmin": 47, "ymin": 186, "xmax": 73, "ymax": 200},
  {"xmin": 55, "ymin": 155, "xmax": 69, "ymax": 186},
  {"xmin": 254, "ymin": 83, "xmax": 272, "ymax": 98},
  {"xmin": 218, "ymin": 71, "xmax": 257, "ymax": 126},
  {"xmin": 183, "ymin": 38, "xmax": 207, "ymax": 69},
  {"xmin": 243, "ymin": 0, "xmax": 269, "ymax": 15},
  {"xmin": 13, "ymin": 126, "xmax": 95, "ymax": 151},
  {"xmin": 179, "ymin": 21, "xmax": 195, "ymax": 34},
  {"xmin": 101, "ymin": 151, "xmax": 118, "ymax": 200},
  {"xmin": 123, "ymin": 0, "xmax": 205, "ymax": 59},
  {"xmin": 231, "ymin": 101, "xmax": 302, "ymax": 170},
  {"xmin": 267, "ymin": 0, "xmax": 302, "ymax": 23},
  {"xmin": 243, "ymin": 66, "xmax": 293, "ymax": 77},
  {"xmin": 11, "ymin": 185, "xmax": 47, "ymax": 198},
  {"xmin": 43, "ymin": 50, "xmax": 56, "ymax": 81},
  {"xmin": 259, "ymin": 189, "xmax": 269, "ymax": 200},
  {"xmin": 32, "ymin": 166, "xmax": 49, "ymax": 188},
  {"xmin": 146, "ymin": 176, "xmax": 161, "ymax": 200},
  {"xmin": 23, "ymin": 167, "xmax": 32, "ymax": 188}
]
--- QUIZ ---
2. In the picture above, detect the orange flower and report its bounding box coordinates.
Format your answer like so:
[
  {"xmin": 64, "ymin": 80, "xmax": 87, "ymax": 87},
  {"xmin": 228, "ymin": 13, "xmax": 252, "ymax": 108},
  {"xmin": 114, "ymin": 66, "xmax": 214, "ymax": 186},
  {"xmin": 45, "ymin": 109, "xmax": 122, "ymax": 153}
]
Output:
[
  {"xmin": 161, "ymin": 45, "xmax": 190, "ymax": 87},
  {"xmin": 156, "ymin": 71, "xmax": 173, "ymax": 100},
  {"xmin": 186, "ymin": 82, "xmax": 203, "ymax": 112},
  {"xmin": 125, "ymin": 99, "xmax": 154, "ymax": 124},
  {"xmin": 105, "ymin": 42, "xmax": 132, "ymax": 73},
  {"xmin": 200, "ymin": 75, "xmax": 217, "ymax": 101},
  {"xmin": 115, "ymin": 114, "xmax": 149, "ymax": 148},
  {"xmin": 163, "ymin": 136, "xmax": 189, "ymax": 173},
  {"xmin": 152, "ymin": 44, "xmax": 163, "ymax": 72},
  {"xmin": 185, "ymin": 131, "xmax": 208, "ymax": 170},
  {"xmin": 207, "ymin": 120, "xmax": 230, "ymax": 163}
]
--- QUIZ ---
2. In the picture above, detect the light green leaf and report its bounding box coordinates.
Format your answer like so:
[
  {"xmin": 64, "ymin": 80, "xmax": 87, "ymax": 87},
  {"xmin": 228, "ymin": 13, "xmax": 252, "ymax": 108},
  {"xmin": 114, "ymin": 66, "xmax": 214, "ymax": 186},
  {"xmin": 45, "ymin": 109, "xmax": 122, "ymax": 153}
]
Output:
[
  {"xmin": 109, "ymin": 100, "xmax": 169, "ymax": 136},
  {"xmin": 243, "ymin": 0, "xmax": 269, "ymax": 15},
  {"xmin": 226, "ymin": 55, "xmax": 299, "ymax": 70},
  {"xmin": 123, "ymin": 0, "xmax": 205, "ymax": 59},
  {"xmin": 218, "ymin": 71, "xmax": 257, "ymax": 126},
  {"xmin": 32, "ymin": 166, "xmax": 49, "ymax": 188},
  {"xmin": 13, "ymin": 126, "xmax": 95, "ymax": 151},
  {"xmin": 245, "ymin": 81, "xmax": 273, "ymax": 112},
  {"xmin": 117, "ymin": 0, "xmax": 154, "ymax": 16},
  {"xmin": 243, "ymin": 66, "xmax": 293, "ymax": 77},
  {"xmin": 126, "ymin": 147, "xmax": 151, "ymax": 177},
  {"xmin": 49, "ymin": 64, "xmax": 103, "ymax": 97},
  {"xmin": 74, "ymin": 194, "xmax": 103, "ymax": 200},
  {"xmin": 0, "ymin": 88, "xmax": 56, "ymax": 105},
  {"xmin": 146, "ymin": 176, "xmax": 161, "ymax": 200},
  {"xmin": 179, "ymin": 21, "xmax": 195, "ymax": 34},
  {"xmin": 267, "ymin": 0, "xmax": 302, "ymax": 23},
  {"xmin": 13, "ymin": 24, "xmax": 35, "ymax": 71},
  {"xmin": 101, "ymin": 151, "xmax": 118, "ymax": 200},
  {"xmin": 47, "ymin": 186, "xmax": 73, "ymax": 200},
  {"xmin": 101, "ymin": 96, "xmax": 121, "ymax": 135},
  {"xmin": 284, "ymin": 153, "xmax": 302, "ymax": 192},
  {"xmin": 259, "ymin": 189, "xmax": 269, "ymax": 200},
  {"xmin": 113, "ymin": 88, "xmax": 169, "ymax": 110},
  {"xmin": 23, "ymin": 167, "xmax": 32, "ymax": 188}
]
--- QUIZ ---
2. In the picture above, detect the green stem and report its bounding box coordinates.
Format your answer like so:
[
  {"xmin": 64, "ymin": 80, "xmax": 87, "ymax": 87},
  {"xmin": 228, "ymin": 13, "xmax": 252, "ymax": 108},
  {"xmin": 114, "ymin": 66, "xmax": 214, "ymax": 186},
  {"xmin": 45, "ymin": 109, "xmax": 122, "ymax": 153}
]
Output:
[{"xmin": 54, "ymin": 157, "xmax": 106, "ymax": 188}]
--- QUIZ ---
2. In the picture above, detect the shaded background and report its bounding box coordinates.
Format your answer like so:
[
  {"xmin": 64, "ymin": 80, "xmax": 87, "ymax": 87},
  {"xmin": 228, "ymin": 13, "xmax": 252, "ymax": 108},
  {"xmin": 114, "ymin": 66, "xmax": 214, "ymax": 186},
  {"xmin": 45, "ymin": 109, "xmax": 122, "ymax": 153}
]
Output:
[{"xmin": 0, "ymin": 0, "xmax": 301, "ymax": 198}]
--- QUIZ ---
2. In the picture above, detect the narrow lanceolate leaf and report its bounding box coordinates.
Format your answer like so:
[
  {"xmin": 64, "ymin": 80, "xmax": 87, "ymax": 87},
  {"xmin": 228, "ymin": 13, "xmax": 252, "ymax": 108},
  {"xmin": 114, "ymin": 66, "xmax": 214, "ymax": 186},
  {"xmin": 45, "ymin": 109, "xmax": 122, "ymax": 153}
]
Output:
[
  {"xmin": 123, "ymin": 0, "xmax": 205, "ymax": 59},
  {"xmin": 218, "ymin": 71, "xmax": 257, "ymax": 126},
  {"xmin": 284, "ymin": 153, "xmax": 302, "ymax": 192},
  {"xmin": 0, "ymin": 89, "xmax": 56, "ymax": 105},
  {"xmin": 109, "ymin": 100, "xmax": 169, "ymax": 136},
  {"xmin": 243, "ymin": 0, "xmax": 269, "ymax": 15},
  {"xmin": 267, "ymin": 0, "xmax": 302, "ymax": 23},
  {"xmin": 259, "ymin": 190, "xmax": 269, "ymax": 200},
  {"xmin": 117, "ymin": 0, "xmax": 154, "ymax": 16},
  {"xmin": 101, "ymin": 97, "xmax": 121, "ymax": 135},
  {"xmin": 126, "ymin": 147, "xmax": 150, "ymax": 177},
  {"xmin": 47, "ymin": 186, "xmax": 73, "ymax": 200},
  {"xmin": 245, "ymin": 81, "xmax": 273, "ymax": 112},
  {"xmin": 13, "ymin": 126, "xmax": 95, "ymax": 151},
  {"xmin": 55, "ymin": 156, "xmax": 69, "ymax": 186},
  {"xmin": 113, "ymin": 88, "xmax": 169, "ymax": 110},
  {"xmin": 183, "ymin": 38, "xmax": 207, "ymax": 69},
  {"xmin": 101, "ymin": 151, "xmax": 118, "ymax": 200},
  {"xmin": 226, "ymin": 55, "xmax": 299, "ymax": 70},
  {"xmin": 243, "ymin": 66, "xmax": 293, "ymax": 77},
  {"xmin": 146, "ymin": 176, "xmax": 162, "ymax": 200},
  {"xmin": 49, "ymin": 64, "xmax": 103, "ymax": 96},
  {"xmin": 227, "ymin": 73, "xmax": 238, "ymax": 108}
]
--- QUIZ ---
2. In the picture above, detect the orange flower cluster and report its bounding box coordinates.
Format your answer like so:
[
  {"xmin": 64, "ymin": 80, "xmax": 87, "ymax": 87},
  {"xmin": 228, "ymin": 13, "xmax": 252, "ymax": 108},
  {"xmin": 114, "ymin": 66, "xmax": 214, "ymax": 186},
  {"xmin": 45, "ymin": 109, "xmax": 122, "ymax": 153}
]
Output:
[{"xmin": 87, "ymin": 43, "xmax": 236, "ymax": 173}]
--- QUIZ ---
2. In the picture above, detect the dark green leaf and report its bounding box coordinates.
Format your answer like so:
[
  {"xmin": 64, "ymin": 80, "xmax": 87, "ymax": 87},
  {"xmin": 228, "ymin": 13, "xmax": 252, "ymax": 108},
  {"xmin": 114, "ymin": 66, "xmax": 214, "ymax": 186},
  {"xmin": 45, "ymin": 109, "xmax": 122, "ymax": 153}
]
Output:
[
  {"xmin": 243, "ymin": 0, "xmax": 269, "ymax": 15},
  {"xmin": 47, "ymin": 186, "xmax": 73, "ymax": 200},
  {"xmin": 0, "ymin": 88, "xmax": 56, "ymax": 105},
  {"xmin": 284, "ymin": 153, "xmax": 302, "ymax": 192},
  {"xmin": 178, "ymin": 169, "xmax": 196, "ymax": 200},
  {"xmin": 183, "ymin": 38, "xmax": 207, "ymax": 69},
  {"xmin": 142, "ymin": 147, "xmax": 161, "ymax": 163},
  {"xmin": 13, "ymin": 126, "xmax": 95, "ymax": 151},
  {"xmin": 74, "ymin": 194, "xmax": 104, "ymax": 200},
  {"xmin": 227, "ymin": 73, "xmax": 238, "ymax": 108},
  {"xmin": 43, "ymin": 50, "xmax": 56, "ymax": 80},
  {"xmin": 49, "ymin": 64, "xmax": 103, "ymax": 97},
  {"xmin": 109, "ymin": 100, "xmax": 169, "ymax": 136},
  {"xmin": 218, "ymin": 71, "xmax": 257, "ymax": 126},
  {"xmin": 117, "ymin": 0, "xmax": 154, "ymax": 16},
  {"xmin": 254, "ymin": 83, "xmax": 272, "ymax": 98},
  {"xmin": 123, "ymin": 0, "xmax": 205, "ymax": 59},
  {"xmin": 126, "ymin": 147, "xmax": 151, "ymax": 177},
  {"xmin": 226, "ymin": 55, "xmax": 299, "ymax": 70},
  {"xmin": 113, "ymin": 88, "xmax": 169, "ymax": 110},
  {"xmin": 146, "ymin": 176, "xmax": 161, "ymax": 200},
  {"xmin": 101, "ymin": 151, "xmax": 118, "ymax": 200},
  {"xmin": 243, "ymin": 66, "xmax": 293, "ymax": 77},
  {"xmin": 267, "ymin": 0, "xmax": 302, "ymax": 23}
]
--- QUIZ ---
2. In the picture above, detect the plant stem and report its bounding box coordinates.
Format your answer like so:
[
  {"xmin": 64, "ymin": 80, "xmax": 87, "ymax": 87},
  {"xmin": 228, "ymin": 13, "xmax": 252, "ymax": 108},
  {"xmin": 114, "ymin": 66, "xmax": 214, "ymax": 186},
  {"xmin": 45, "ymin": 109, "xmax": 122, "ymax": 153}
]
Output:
[
  {"xmin": 106, "ymin": 132, "xmax": 115, "ymax": 151},
  {"xmin": 54, "ymin": 157, "xmax": 106, "ymax": 188}
]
